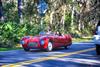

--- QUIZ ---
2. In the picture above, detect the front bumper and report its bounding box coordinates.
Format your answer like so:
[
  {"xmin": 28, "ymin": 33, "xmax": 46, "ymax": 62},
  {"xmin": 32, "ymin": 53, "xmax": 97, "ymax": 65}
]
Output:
[
  {"xmin": 28, "ymin": 42, "xmax": 38, "ymax": 48},
  {"xmin": 93, "ymin": 35, "xmax": 100, "ymax": 45}
]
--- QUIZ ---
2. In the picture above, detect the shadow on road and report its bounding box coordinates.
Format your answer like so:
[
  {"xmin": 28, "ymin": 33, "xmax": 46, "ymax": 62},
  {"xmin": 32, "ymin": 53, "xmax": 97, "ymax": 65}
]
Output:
[{"xmin": 29, "ymin": 47, "xmax": 67, "ymax": 52}]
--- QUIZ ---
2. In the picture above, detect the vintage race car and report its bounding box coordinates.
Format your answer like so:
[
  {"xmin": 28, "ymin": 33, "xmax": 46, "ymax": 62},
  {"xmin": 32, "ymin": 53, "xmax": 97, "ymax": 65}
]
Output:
[{"xmin": 20, "ymin": 33, "xmax": 72, "ymax": 51}]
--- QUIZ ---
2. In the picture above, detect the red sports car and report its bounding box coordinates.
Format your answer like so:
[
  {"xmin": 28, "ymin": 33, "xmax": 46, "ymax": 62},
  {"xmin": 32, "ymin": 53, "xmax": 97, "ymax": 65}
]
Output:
[{"xmin": 20, "ymin": 32, "xmax": 72, "ymax": 51}]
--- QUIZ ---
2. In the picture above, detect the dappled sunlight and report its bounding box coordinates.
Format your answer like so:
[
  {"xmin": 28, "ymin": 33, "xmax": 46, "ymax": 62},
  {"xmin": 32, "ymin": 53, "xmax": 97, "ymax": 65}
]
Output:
[
  {"xmin": 56, "ymin": 57, "xmax": 100, "ymax": 66},
  {"xmin": 0, "ymin": 43, "xmax": 98, "ymax": 66},
  {"xmin": 0, "ymin": 0, "xmax": 100, "ymax": 66},
  {"xmin": 78, "ymin": 54, "xmax": 99, "ymax": 59},
  {"xmin": 28, "ymin": 64, "xmax": 42, "ymax": 67},
  {"xmin": 79, "ymin": 54, "xmax": 95, "ymax": 57},
  {"xmin": 0, "ymin": 49, "xmax": 66, "ymax": 66}
]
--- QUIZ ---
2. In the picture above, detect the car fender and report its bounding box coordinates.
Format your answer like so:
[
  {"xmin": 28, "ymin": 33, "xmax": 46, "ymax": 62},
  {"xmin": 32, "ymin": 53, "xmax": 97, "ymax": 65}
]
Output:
[
  {"xmin": 43, "ymin": 38, "xmax": 50, "ymax": 49},
  {"xmin": 65, "ymin": 34, "xmax": 72, "ymax": 41}
]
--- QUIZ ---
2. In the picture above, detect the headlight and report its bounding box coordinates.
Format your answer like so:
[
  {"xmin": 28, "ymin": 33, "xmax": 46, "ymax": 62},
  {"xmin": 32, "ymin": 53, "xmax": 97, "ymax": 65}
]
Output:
[
  {"xmin": 40, "ymin": 40, "xmax": 45, "ymax": 45},
  {"xmin": 93, "ymin": 35, "xmax": 100, "ymax": 40},
  {"xmin": 96, "ymin": 36, "xmax": 100, "ymax": 40},
  {"xmin": 20, "ymin": 40, "xmax": 25, "ymax": 45}
]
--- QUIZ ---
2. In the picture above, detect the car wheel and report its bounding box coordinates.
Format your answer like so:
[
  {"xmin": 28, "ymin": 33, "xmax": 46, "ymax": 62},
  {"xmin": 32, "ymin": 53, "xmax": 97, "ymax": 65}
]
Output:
[
  {"xmin": 64, "ymin": 46, "xmax": 70, "ymax": 49},
  {"xmin": 46, "ymin": 42, "xmax": 53, "ymax": 51},
  {"xmin": 96, "ymin": 44, "xmax": 100, "ymax": 55},
  {"xmin": 64, "ymin": 43, "xmax": 71, "ymax": 49},
  {"xmin": 24, "ymin": 48, "xmax": 30, "ymax": 51}
]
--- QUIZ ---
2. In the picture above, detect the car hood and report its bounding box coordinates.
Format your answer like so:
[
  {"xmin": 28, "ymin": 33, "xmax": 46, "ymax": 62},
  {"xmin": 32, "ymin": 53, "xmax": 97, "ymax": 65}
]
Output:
[{"xmin": 24, "ymin": 35, "xmax": 47, "ymax": 39}]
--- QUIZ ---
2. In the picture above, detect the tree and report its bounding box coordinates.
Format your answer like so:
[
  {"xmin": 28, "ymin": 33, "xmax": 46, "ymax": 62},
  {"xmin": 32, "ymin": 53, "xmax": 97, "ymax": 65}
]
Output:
[
  {"xmin": 0, "ymin": 0, "xmax": 4, "ymax": 21},
  {"xmin": 18, "ymin": 0, "xmax": 23, "ymax": 23},
  {"xmin": 73, "ymin": 0, "xmax": 100, "ymax": 35}
]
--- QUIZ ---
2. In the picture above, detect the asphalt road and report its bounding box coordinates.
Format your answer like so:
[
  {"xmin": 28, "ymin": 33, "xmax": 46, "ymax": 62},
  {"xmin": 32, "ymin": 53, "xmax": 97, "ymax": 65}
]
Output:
[{"xmin": 0, "ymin": 42, "xmax": 100, "ymax": 67}]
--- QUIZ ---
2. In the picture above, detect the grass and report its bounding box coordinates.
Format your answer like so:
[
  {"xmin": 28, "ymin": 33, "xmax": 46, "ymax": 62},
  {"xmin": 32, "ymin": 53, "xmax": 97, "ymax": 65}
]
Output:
[
  {"xmin": 0, "ymin": 47, "xmax": 22, "ymax": 51},
  {"xmin": 0, "ymin": 44, "xmax": 22, "ymax": 51},
  {"xmin": 72, "ymin": 37, "xmax": 92, "ymax": 42}
]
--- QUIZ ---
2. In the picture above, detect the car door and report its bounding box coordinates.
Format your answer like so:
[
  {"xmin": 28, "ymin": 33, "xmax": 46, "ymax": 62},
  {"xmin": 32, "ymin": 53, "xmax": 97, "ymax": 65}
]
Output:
[
  {"xmin": 58, "ymin": 36, "xmax": 67, "ymax": 46},
  {"xmin": 53, "ymin": 35, "xmax": 61, "ymax": 47},
  {"xmin": 53, "ymin": 35, "xmax": 66, "ymax": 47}
]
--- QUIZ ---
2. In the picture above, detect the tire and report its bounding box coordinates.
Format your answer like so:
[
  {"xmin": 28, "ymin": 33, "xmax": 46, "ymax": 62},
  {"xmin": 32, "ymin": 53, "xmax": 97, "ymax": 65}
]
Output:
[
  {"xmin": 24, "ymin": 48, "xmax": 30, "ymax": 51},
  {"xmin": 96, "ymin": 44, "xmax": 100, "ymax": 55},
  {"xmin": 46, "ymin": 42, "xmax": 53, "ymax": 51},
  {"xmin": 64, "ymin": 46, "xmax": 70, "ymax": 49},
  {"xmin": 64, "ymin": 43, "xmax": 72, "ymax": 49}
]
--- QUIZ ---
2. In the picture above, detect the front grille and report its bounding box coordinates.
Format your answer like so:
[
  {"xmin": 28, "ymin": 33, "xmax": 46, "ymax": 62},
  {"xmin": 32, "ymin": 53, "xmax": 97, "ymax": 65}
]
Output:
[{"xmin": 28, "ymin": 42, "xmax": 37, "ymax": 47}]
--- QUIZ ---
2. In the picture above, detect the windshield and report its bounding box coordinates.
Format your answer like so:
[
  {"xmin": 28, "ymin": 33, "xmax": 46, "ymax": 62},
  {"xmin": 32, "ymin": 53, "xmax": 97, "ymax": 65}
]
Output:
[
  {"xmin": 39, "ymin": 31, "xmax": 46, "ymax": 35},
  {"xmin": 95, "ymin": 20, "xmax": 100, "ymax": 35},
  {"xmin": 39, "ymin": 31, "xmax": 63, "ymax": 36},
  {"xmin": 97, "ymin": 26, "xmax": 100, "ymax": 35},
  {"xmin": 39, "ymin": 31, "xmax": 55, "ymax": 36}
]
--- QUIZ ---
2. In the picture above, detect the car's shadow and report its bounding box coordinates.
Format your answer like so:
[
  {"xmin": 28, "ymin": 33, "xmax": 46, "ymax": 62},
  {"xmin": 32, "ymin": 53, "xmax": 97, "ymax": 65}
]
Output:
[{"xmin": 28, "ymin": 47, "xmax": 67, "ymax": 53}]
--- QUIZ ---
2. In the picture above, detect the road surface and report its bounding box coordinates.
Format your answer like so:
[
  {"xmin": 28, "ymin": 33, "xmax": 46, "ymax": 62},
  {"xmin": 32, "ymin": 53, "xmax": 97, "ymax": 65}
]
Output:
[{"xmin": 0, "ymin": 42, "xmax": 100, "ymax": 67}]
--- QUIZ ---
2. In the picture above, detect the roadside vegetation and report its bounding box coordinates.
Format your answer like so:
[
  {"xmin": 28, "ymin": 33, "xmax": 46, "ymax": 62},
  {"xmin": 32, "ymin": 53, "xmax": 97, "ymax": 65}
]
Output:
[
  {"xmin": 0, "ymin": 0, "xmax": 99, "ymax": 51},
  {"xmin": 72, "ymin": 37, "xmax": 92, "ymax": 43},
  {"xmin": 0, "ymin": 47, "xmax": 22, "ymax": 51}
]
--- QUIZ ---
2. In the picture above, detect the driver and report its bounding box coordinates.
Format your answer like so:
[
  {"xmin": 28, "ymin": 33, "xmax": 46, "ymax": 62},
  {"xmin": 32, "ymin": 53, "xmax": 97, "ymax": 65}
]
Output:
[
  {"xmin": 46, "ymin": 29, "xmax": 52, "ymax": 34},
  {"xmin": 55, "ymin": 31, "xmax": 62, "ymax": 36}
]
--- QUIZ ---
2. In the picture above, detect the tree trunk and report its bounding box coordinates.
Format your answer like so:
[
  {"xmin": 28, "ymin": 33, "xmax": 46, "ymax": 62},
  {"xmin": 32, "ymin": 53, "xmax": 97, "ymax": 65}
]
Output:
[
  {"xmin": 71, "ymin": 0, "xmax": 75, "ymax": 31},
  {"xmin": 0, "ymin": 0, "xmax": 4, "ymax": 21},
  {"xmin": 50, "ymin": 11, "xmax": 54, "ymax": 26},
  {"xmin": 18, "ymin": 0, "xmax": 23, "ymax": 24}
]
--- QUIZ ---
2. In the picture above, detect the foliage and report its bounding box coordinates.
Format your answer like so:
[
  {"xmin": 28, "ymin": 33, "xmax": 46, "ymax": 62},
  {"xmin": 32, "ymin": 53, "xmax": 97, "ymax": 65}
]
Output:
[
  {"xmin": 0, "ymin": 0, "xmax": 100, "ymax": 48},
  {"xmin": 72, "ymin": 37, "xmax": 92, "ymax": 42},
  {"xmin": 3, "ymin": 1, "xmax": 18, "ymax": 22},
  {"xmin": 64, "ymin": 12, "xmax": 71, "ymax": 32},
  {"xmin": 0, "ymin": 21, "xmax": 40, "ymax": 48}
]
